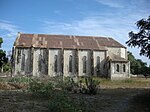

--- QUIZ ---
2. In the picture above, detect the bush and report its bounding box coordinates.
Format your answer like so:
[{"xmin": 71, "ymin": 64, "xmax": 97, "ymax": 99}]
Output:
[
  {"xmin": 55, "ymin": 77, "xmax": 79, "ymax": 92},
  {"xmin": 3, "ymin": 63, "xmax": 11, "ymax": 72},
  {"xmin": 28, "ymin": 78, "xmax": 84, "ymax": 111},
  {"xmin": 28, "ymin": 79, "xmax": 54, "ymax": 97},
  {"xmin": 8, "ymin": 77, "xmax": 32, "ymax": 84},
  {"xmin": 56, "ymin": 76, "xmax": 100, "ymax": 95},
  {"xmin": 83, "ymin": 77, "xmax": 100, "ymax": 95}
]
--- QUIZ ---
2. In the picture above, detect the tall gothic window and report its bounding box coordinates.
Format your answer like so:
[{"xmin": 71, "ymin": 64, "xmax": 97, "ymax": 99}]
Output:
[
  {"xmin": 96, "ymin": 56, "xmax": 100, "ymax": 72},
  {"xmin": 21, "ymin": 54, "xmax": 25, "ymax": 71},
  {"xmin": 54, "ymin": 55, "xmax": 58, "ymax": 73},
  {"xmin": 116, "ymin": 64, "xmax": 119, "ymax": 72},
  {"xmin": 69, "ymin": 55, "xmax": 73, "ymax": 72},
  {"xmin": 83, "ymin": 56, "xmax": 86, "ymax": 73},
  {"xmin": 123, "ymin": 64, "xmax": 126, "ymax": 72},
  {"xmin": 17, "ymin": 49, "xmax": 21, "ymax": 64},
  {"xmin": 38, "ymin": 54, "xmax": 42, "ymax": 72}
]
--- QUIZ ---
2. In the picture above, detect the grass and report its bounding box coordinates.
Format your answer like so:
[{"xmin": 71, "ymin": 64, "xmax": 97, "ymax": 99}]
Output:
[
  {"xmin": 0, "ymin": 76, "xmax": 150, "ymax": 90},
  {"xmin": 91, "ymin": 77, "xmax": 150, "ymax": 88}
]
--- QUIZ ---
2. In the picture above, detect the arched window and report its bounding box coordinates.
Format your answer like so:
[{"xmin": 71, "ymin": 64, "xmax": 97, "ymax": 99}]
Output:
[
  {"xmin": 116, "ymin": 64, "xmax": 119, "ymax": 72},
  {"xmin": 83, "ymin": 56, "xmax": 86, "ymax": 73},
  {"xmin": 69, "ymin": 55, "xmax": 73, "ymax": 72},
  {"xmin": 54, "ymin": 55, "xmax": 58, "ymax": 73},
  {"xmin": 96, "ymin": 56, "xmax": 100, "ymax": 72},
  {"xmin": 123, "ymin": 64, "xmax": 126, "ymax": 72},
  {"xmin": 38, "ymin": 54, "xmax": 42, "ymax": 72},
  {"xmin": 17, "ymin": 49, "xmax": 21, "ymax": 64},
  {"xmin": 21, "ymin": 54, "xmax": 25, "ymax": 71}
]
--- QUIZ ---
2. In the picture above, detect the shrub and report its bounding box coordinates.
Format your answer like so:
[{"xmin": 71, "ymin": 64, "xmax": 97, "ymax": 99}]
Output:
[
  {"xmin": 55, "ymin": 77, "xmax": 79, "ymax": 92},
  {"xmin": 3, "ymin": 63, "xmax": 11, "ymax": 72},
  {"xmin": 84, "ymin": 77, "xmax": 100, "ymax": 95},
  {"xmin": 8, "ymin": 77, "xmax": 32, "ymax": 84},
  {"xmin": 28, "ymin": 79, "xmax": 54, "ymax": 97},
  {"xmin": 55, "ymin": 76, "xmax": 100, "ymax": 95}
]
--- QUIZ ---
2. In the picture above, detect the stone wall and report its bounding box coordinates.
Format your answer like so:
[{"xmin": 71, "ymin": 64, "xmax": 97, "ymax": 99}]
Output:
[
  {"xmin": 14, "ymin": 48, "xmax": 32, "ymax": 76},
  {"xmin": 33, "ymin": 48, "xmax": 48, "ymax": 77},
  {"xmin": 93, "ymin": 51, "xmax": 106, "ymax": 76},
  {"xmin": 78, "ymin": 50, "xmax": 92, "ymax": 76},
  {"xmin": 107, "ymin": 47, "xmax": 127, "ymax": 59},
  {"xmin": 48, "ymin": 49, "xmax": 63, "ymax": 77},
  {"xmin": 63, "ymin": 50, "xmax": 77, "ymax": 77},
  {"xmin": 110, "ymin": 62, "xmax": 130, "ymax": 80},
  {"xmin": 13, "ymin": 47, "xmax": 130, "ymax": 79}
]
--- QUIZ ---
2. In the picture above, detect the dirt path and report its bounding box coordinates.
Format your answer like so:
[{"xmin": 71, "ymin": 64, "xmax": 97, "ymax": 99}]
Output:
[{"xmin": 0, "ymin": 89, "xmax": 149, "ymax": 112}]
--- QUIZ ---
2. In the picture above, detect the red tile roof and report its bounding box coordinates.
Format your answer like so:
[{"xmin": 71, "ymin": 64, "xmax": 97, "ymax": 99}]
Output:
[{"xmin": 14, "ymin": 33, "xmax": 126, "ymax": 50}]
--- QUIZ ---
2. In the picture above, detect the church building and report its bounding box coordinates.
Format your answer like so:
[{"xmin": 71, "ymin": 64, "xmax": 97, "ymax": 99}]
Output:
[{"xmin": 12, "ymin": 33, "xmax": 130, "ymax": 80}]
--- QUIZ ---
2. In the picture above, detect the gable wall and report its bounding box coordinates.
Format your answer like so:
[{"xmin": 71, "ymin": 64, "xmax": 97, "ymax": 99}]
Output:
[{"xmin": 107, "ymin": 47, "xmax": 127, "ymax": 59}]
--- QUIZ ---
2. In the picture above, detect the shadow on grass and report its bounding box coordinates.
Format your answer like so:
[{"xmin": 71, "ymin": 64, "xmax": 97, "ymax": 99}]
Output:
[{"xmin": 127, "ymin": 90, "xmax": 150, "ymax": 112}]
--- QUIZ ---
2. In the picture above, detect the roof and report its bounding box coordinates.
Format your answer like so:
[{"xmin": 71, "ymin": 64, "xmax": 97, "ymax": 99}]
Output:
[
  {"xmin": 14, "ymin": 33, "xmax": 126, "ymax": 50},
  {"xmin": 108, "ymin": 52, "xmax": 128, "ymax": 62}
]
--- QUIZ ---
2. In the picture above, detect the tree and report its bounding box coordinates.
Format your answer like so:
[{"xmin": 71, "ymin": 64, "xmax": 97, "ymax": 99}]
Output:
[
  {"xmin": 0, "ymin": 37, "xmax": 3, "ymax": 48},
  {"xmin": 0, "ymin": 37, "xmax": 8, "ymax": 72},
  {"xmin": 126, "ymin": 16, "xmax": 150, "ymax": 59},
  {"xmin": 128, "ymin": 51, "xmax": 150, "ymax": 75}
]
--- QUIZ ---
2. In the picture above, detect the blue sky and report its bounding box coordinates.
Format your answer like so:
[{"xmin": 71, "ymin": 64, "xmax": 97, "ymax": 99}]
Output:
[{"xmin": 0, "ymin": 0, "xmax": 150, "ymax": 65}]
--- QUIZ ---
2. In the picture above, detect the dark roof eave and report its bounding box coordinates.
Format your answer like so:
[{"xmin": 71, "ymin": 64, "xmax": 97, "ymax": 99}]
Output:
[{"xmin": 15, "ymin": 46, "xmax": 107, "ymax": 51}]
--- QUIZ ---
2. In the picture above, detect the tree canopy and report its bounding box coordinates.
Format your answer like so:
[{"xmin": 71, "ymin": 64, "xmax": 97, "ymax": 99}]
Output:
[
  {"xmin": 0, "ymin": 37, "xmax": 3, "ymax": 48},
  {"xmin": 126, "ymin": 16, "xmax": 150, "ymax": 59},
  {"xmin": 0, "ymin": 37, "xmax": 8, "ymax": 72},
  {"xmin": 128, "ymin": 51, "xmax": 150, "ymax": 75}
]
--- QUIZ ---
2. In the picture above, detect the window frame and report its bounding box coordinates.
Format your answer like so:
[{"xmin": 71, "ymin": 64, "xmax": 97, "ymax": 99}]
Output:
[
  {"xmin": 69, "ymin": 55, "xmax": 73, "ymax": 73},
  {"xmin": 116, "ymin": 64, "xmax": 120, "ymax": 72},
  {"xmin": 96, "ymin": 56, "xmax": 100, "ymax": 72},
  {"xmin": 123, "ymin": 64, "xmax": 126, "ymax": 72},
  {"xmin": 54, "ymin": 55, "xmax": 58, "ymax": 73},
  {"xmin": 21, "ymin": 54, "xmax": 25, "ymax": 71},
  {"xmin": 83, "ymin": 56, "xmax": 87, "ymax": 73}
]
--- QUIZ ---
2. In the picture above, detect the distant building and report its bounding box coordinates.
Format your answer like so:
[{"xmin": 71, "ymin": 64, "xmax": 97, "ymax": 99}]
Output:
[{"xmin": 12, "ymin": 33, "xmax": 130, "ymax": 79}]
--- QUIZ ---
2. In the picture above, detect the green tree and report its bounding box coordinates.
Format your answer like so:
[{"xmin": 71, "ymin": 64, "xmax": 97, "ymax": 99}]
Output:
[
  {"xmin": 126, "ymin": 16, "xmax": 150, "ymax": 59},
  {"xmin": 0, "ymin": 37, "xmax": 3, "ymax": 48},
  {"xmin": 0, "ymin": 37, "xmax": 8, "ymax": 72},
  {"xmin": 128, "ymin": 51, "xmax": 150, "ymax": 75}
]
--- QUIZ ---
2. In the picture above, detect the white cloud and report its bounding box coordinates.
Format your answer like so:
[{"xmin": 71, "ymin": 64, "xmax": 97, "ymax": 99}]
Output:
[
  {"xmin": 96, "ymin": 0, "xmax": 125, "ymax": 8},
  {"xmin": 0, "ymin": 20, "xmax": 20, "ymax": 38},
  {"xmin": 0, "ymin": 20, "xmax": 21, "ymax": 51},
  {"xmin": 41, "ymin": 16, "xmax": 137, "ymax": 44},
  {"xmin": 41, "ymin": 13, "xmax": 150, "ymax": 65}
]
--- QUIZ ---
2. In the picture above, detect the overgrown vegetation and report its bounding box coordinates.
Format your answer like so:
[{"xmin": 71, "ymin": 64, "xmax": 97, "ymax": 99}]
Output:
[
  {"xmin": 53, "ymin": 76, "xmax": 100, "ymax": 95},
  {"xmin": 28, "ymin": 78, "xmax": 84, "ymax": 112},
  {"xmin": 28, "ymin": 79, "xmax": 54, "ymax": 97},
  {"xmin": 0, "ymin": 37, "xmax": 10, "ymax": 73},
  {"xmin": 0, "ymin": 76, "xmax": 150, "ymax": 111}
]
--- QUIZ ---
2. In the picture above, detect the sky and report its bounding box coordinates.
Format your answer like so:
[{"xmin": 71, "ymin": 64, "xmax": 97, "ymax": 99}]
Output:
[{"xmin": 0, "ymin": 0, "xmax": 150, "ymax": 65}]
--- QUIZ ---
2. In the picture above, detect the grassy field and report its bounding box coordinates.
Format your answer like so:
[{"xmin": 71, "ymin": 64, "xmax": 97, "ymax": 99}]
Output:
[
  {"xmin": 0, "ymin": 77, "xmax": 150, "ymax": 90},
  {"xmin": 98, "ymin": 77, "xmax": 150, "ymax": 88}
]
